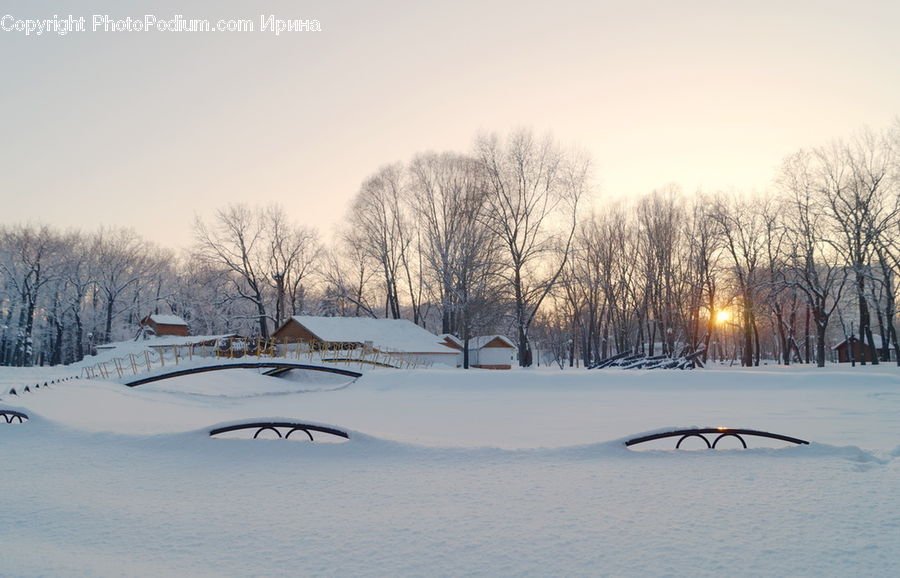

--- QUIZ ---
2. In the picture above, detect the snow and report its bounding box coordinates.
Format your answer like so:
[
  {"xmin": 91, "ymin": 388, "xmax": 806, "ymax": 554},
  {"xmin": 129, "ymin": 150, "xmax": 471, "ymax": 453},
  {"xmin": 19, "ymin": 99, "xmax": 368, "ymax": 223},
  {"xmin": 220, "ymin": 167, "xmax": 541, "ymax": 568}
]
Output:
[
  {"xmin": 3, "ymin": 364, "xmax": 900, "ymax": 576},
  {"xmin": 439, "ymin": 333, "xmax": 463, "ymax": 348},
  {"xmin": 285, "ymin": 315, "xmax": 459, "ymax": 355},
  {"xmin": 75, "ymin": 334, "xmax": 238, "ymax": 366},
  {"xmin": 146, "ymin": 314, "xmax": 188, "ymax": 326}
]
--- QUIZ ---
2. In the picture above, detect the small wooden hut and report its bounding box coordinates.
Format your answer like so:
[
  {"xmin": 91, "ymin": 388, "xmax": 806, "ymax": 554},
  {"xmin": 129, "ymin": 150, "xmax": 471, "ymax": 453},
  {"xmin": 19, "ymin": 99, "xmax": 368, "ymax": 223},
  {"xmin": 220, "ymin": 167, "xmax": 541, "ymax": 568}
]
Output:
[
  {"xmin": 140, "ymin": 314, "xmax": 189, "ymax": 337},
  {"xmin": 832, "ymin": 335, "xmax": 895, "ymax": 363}
]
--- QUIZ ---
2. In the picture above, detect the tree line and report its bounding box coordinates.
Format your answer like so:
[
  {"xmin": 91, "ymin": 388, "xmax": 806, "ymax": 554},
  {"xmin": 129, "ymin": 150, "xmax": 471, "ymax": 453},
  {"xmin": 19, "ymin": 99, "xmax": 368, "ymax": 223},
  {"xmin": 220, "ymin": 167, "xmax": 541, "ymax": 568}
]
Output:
[{"xmin": 2, "ymin": 123, "xmax": 899, "ymax": 367}]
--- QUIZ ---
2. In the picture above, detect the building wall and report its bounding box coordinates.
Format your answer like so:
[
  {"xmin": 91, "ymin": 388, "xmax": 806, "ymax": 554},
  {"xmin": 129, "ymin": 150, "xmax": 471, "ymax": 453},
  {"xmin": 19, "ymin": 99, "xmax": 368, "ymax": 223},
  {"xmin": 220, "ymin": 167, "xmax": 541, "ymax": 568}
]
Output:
[
  {"xmin": 478, "ymin": 346, "xmax": 515, "ymax": 368},
  {"xmin": 835, "ymin": 341, "xmax": 896, "ymax": 363},
  {"xmin": 147, "ymin": 321, "xmax": 189, "ymax": 337}
]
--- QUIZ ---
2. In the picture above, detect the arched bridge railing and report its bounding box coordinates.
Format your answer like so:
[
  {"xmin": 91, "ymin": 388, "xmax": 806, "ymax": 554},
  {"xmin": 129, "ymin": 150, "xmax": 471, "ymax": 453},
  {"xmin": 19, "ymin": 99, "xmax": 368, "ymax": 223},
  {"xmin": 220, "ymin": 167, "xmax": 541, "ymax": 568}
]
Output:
[
  {"xmin": 209, "ymin": 421, "xmax": 350, "ymax": 441},
  {"xmin": 123, "ymin": 362, "xmax": 362, "ymax": 387},
  {"xmin": 1, "ymin": 410, "xmax": 29, "ymax": 424},
  {"xmin": 625, "ymin": 428, "xmax": 809, "ymax": 449}
]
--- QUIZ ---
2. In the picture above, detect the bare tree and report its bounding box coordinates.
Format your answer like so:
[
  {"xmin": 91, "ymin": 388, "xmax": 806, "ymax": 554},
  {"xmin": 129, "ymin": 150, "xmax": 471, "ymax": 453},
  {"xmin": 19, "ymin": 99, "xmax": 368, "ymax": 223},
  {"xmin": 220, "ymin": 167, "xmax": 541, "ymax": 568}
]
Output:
[
  {"xmin": 683, "ymin": 194, "xmax": 722, "ymax": 362},
  {"xmin": 60, "ymin": 231, "xmax": 95, "ymax": 362},
  {"xmin": 349, "ymin": 164, "xmax": 414, "ymax": 321},
  {"xmin": 711, "ymin": 195, "xmax": 769, "ymax": 366},
  {"xmin": 636, "ymin": 186, "xmax": 688, "ymax": 356},
  {"xmin": 91, "ymin": 228, "xmax": 148, "ymax": 343},
  {"xmin": 408, "ymin": 152, "xmax": 496, "ymax": 336},
  {"xmin": 169, "ymin": 256, "xmax": 237, "ymax": 336},
  {"xmin": 593, "ymin": 203, "xmax": 640, "ymax": 357},
  {"xmin": 0, "ymin": 224, "xmax": 62, "ymax": 365},
  {"xmin": 194, "ymin": 205, "xmax": 272, "ymax": 337},
  {"xmin": 265, "ymin": 206, "xmax": 320, "ymax": 326},
  {"xmin": 816, "ymin": 129, "xmax": 900, "ymax": 364},
  {"xmin": 321, "ymin": 227, "xmax": 379, "ymax": 318},
  {"xmin": 450, "ymin": 179, "xmax": 504, "ymax": 368},
  {"xmin": 778, "ymin": 150, "xmax": 848, "ymax": 367},
  {"xmin": 476, "ymin": 129, "xmax": 589, "ymax": 366},
  {"xmin": 565, "ymin": 214, "xmax": 606, "ymax": 365},
  {"xmin": 876, "ymin": 238, "xmax": 900, "ymax": 365}
]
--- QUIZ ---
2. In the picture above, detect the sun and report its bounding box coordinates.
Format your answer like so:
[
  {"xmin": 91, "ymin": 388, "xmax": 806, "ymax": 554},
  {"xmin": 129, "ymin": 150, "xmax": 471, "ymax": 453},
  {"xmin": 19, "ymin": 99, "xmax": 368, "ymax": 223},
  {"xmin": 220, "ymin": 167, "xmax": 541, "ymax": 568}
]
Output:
[{"xmin": 715, "ymin": 310, "xmax": 732, "ymax": 324}]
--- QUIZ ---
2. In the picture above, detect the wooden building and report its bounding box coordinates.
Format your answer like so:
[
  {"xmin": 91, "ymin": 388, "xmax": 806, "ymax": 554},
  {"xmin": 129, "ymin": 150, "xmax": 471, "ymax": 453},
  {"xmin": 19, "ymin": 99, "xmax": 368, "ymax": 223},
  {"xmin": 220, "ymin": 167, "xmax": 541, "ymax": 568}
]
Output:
[
  {"xmin": 832, "ymin": 335, "xmax": 896, "ymax": 363},
  {"xmin": 272, "ymin": 316, "xmax": 460, "ymax": 366},
  {"xmin": 140, "ymin": 314, "xmax": 189, "ymax": 337}
]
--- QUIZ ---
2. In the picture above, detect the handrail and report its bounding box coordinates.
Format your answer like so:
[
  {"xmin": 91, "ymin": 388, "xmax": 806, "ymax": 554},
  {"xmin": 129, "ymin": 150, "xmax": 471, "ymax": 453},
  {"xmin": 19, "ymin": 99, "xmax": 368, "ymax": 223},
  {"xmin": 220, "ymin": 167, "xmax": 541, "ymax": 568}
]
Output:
[
  {"xmin": 122, "ymin": 361, "xmax": 363, "ymax": 387},
  {"xmin": 1, "ymin": 410, "xmax": 29, "ymax": 424},
  {"xmin": 209, "ymin": 421, "xmax": 350, "ymax": 441},
  {"xmin": 625, "ymin": 427, "xmax": 809, "ymax": 448}
]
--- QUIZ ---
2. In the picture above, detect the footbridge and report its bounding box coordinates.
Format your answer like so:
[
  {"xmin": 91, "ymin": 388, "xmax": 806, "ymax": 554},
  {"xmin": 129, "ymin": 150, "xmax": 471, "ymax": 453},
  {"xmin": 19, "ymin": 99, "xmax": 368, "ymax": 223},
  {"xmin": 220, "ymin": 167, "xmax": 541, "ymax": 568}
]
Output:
[
  {"xmin": 122, "ymin": 360, "xmax": 362, "ymax": 387},
  {"xmin": 81, "ymin": 338, "xmax": 415, "ymax": 384}
]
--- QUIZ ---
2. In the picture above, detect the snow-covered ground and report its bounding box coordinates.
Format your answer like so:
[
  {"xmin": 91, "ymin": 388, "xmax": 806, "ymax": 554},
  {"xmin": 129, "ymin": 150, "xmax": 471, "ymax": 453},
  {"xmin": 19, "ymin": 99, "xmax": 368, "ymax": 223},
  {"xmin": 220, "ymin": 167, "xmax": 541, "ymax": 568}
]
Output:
[{"xmin": 3, "ymin": 362, "xmax": 899, "ymax": 576}]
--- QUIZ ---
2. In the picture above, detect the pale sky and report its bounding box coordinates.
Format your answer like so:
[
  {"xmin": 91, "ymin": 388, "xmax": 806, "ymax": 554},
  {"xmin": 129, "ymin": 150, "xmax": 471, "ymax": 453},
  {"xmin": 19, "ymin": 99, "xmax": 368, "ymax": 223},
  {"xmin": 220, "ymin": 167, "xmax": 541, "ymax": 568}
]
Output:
[{"xmin": 2, "ymin": 0, "xmax": 899, "ymax": 249}]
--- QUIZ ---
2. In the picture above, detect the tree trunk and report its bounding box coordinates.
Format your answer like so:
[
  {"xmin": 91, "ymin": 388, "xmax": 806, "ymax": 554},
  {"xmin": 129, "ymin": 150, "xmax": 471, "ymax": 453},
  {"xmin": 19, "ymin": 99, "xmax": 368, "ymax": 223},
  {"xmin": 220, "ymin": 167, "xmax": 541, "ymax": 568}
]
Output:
[
  {"xmin": 741, "ymin": 306, "xmax": 753, "ymax": 367},
  {"xmin": 752, "ymin": 315, "xmax": 761, "ymax": 366},
  {"xmin": 815, "ymin": 317, "xmax": 827, "ymax": 368},
  {"xmin": 857, "ymin": 274, "xmax": 877, "ymax": 365},
  {"xmin": 74, "ymin": 312, "xmax": 85, "ymax": 362},
  {"xmin": 775, "ymin": 308, "xmax": 789, "ymax": 365},
  {"xmin": 104, "ymin": 294, "xmax": 115, "ymax": 344},
  {"xmin": 804, "ymin": 305, "xmax": 811, "ymax": 364},
  {"xmin": 256, "ymin": 298, "xmax": 269, "ymax": 338},
  {"xmin": 517, "ymin": 323, "xmax": 531, "ymax": 367},
  {"xmin": 52, "ymin": 317, "xmax": 64, "ymax": 366},
  {"xmin": 514, "ymin": 267, "xmax": 531, "ymax": 367}
]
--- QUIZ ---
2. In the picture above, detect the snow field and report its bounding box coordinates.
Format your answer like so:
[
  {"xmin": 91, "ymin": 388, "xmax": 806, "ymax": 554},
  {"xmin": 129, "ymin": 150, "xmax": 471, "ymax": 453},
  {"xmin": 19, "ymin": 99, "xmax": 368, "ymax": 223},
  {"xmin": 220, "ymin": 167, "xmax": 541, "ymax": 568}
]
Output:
[{"xmin": 2, "ymin": 364, "xmax": 900, "ymax": 576}]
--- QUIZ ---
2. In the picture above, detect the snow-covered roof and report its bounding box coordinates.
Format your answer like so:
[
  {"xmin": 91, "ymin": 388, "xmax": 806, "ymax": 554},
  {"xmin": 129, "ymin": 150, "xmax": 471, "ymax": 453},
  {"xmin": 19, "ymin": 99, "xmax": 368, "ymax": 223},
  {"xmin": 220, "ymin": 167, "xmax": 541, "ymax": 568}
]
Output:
[
  {"xmin": 146, "ymin": 314, "xmax": 188, "ymax": 326},
  {"xmin": 287, "ymin": 316, "xmax": 458, "ymax": 355},
  {"xmin": 467, "ymin": 335, "xmax": 516, "ymax": 350},
  {"xmin": 439, "ymin": 334, "xmax": 464, "ymax": 348}
]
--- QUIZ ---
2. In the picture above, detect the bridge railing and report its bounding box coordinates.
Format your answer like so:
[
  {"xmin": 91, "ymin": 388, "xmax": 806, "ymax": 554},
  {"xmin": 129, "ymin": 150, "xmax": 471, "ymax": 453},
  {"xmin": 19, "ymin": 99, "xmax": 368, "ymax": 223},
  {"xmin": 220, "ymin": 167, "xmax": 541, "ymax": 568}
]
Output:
[{"xmin": 80, "ymin": 337, "xmax": 426, "ymax": 380}]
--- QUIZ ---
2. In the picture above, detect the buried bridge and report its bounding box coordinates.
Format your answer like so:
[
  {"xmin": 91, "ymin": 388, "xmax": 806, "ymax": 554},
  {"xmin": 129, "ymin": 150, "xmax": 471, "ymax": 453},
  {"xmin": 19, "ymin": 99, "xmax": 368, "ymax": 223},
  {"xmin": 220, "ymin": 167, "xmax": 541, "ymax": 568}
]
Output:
[
  {"xmin": 121, "ymin": 361, "xmax": 363, "ymax": 387},
  {"xmin": 81, "ymin": 342, "xmax": 403, "ymax": 383}
]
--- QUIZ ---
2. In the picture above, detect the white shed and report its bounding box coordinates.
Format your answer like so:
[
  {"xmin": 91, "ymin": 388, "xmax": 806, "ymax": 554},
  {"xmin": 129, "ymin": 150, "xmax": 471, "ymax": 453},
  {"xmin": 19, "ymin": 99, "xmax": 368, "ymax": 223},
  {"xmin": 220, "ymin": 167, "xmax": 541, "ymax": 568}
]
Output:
[
  {"xmin": 467, "ymin": 335, "xmax": 517, "ymax": 369},
  {"xmin": 438, "ymin": 334, "xmax": 518, "ymax": 369}
]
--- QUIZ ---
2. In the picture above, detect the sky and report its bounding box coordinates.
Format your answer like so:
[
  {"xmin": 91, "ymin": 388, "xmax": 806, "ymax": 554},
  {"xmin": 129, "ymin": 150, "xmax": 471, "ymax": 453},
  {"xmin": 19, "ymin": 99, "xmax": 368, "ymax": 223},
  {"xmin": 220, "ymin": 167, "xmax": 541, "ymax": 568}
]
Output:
[{"xmin": 2, "ymin": 0, "xmax": 899, "ymax": 249}]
